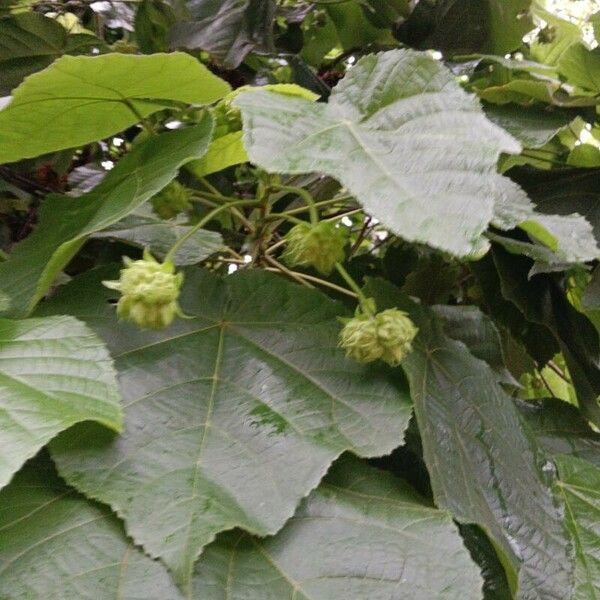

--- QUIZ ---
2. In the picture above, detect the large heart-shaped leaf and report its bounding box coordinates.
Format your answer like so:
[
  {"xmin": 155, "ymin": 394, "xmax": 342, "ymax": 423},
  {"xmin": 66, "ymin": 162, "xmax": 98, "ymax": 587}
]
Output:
[
  {"xmin": 0, "ymin": 52, "xmax": 229, "ymax": 164},
  {"xmin": 193, "ymin": 456, "xmax": 483, "ymax": 600},
  {"xmin": 41, "ymin": 268, "xmax": 412, "ymax": 591},
  {"xmin": 235, "ymin": 48, "xmax": 520, "ymax": 257},
  {"xmin": 555, "ymin": 455, "xmax": 600, "ymax": 600},
  {"xmin": 0, "ymin": 316, "xmax": 121, "ymax": 490},
  {"xmin": 0, "ymin": 455, "xmax": 183, "ymax": 599},
  {"xmin": 365, "ymin": 278, "xmax": 574, "ymax": 600},
  {"xmin": 0, "ymin": 119, "xmax": 213, "ymax": 318}
]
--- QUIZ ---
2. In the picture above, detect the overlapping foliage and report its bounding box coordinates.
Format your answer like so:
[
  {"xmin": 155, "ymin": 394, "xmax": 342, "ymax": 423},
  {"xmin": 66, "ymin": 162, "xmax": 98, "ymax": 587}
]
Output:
[{"xmin": 1, "ymin": 1, "xmax": 600, "ymax": 598}]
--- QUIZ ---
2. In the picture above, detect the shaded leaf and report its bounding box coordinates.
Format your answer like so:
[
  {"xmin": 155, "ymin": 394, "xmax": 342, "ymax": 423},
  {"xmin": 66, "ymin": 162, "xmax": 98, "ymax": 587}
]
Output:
[
  {"xmin": 0, "ymin": 52, "xmax": 229, "ymax": 164},
  {"xmin": 0, "ymin": 12, "xmax": 66, "ymax": 94},
  {"xmin": 193, "ymin": 456, "xmax": 483, "ymax": 600},
  {"xmin": 517, "ymin": 398, "xmax": 600, "ymax": 468},
  {"xmin": 0, "ymin": 119, "xmax": 214, "ymax": 317},
  {"xmin": 491, "ymin": 176, "xmax": 598, "ymax": 264},
  {"xmin": 432, "ymin": 304, "xmax": 518, "ymax": 385},
  {"xmin": 235, "ymin": 48, "xmax": 521, "ymax": 257},
  {"xmin": 93, "ymin": 204, "xmax": 224, "ymax": 266},
  {"xmin": 325, "ymin": 1, "xmax": 395, "ymax": 49},
  {"xmin": 484, "ymin": 103, "xmax": 575, "ymax": 148},
  {"xmin": 169, "ymin": 0, "xmax": 276, "ymax": 68},
  {"xmin": 460, "ymin": 525, "xmax": 513, "ymax": 600},
  {"xmin": 492, "ymin": 247, "xmax": 600, "ymax": 426},
  {"xmin": 0, "ymin": 316, "xmax": 122, "ymax": 490},
  {"xmin": 409, "ymin": 0, "xmax": 533, "ymax": 55},
  {"xmin": 365, "ymin": 278, "xmax": 574, "ymax": 600},
  {"xmin": 135, "ymin": 0, "xmax": 179, "ymax": 53},
  {"xmin": 513, "ymin": 169, "xmax": 600, "ymax": 248},
  {"xmin": 0, "ymin": 454, "xmax": 182, "ymax": 599},
  {"xmin": 470, "ymin": 252, "xmax": 559, "ymax": 365},
  {"xmin": 41, "ymin": 268, "xmax": 412, "ymax": 590}
]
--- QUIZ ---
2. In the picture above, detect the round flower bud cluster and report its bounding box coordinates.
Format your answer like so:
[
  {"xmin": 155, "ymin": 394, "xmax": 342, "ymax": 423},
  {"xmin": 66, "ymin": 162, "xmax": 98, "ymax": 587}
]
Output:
[
  {"xmin": 103, "ymin": 250, "xmax": 184, "ymax": 330},
  {"xmin": 282, "ymin": 221, "xmax": 348, "ymax": 275},
  {"xmin": 151, "ymin": 181, "xmax": 193, "ymax": 220},
  {"xmin": 339, "ymin": 305, "xmax": 418, "ymax": 366},
  {"xmin": 212, "ymin": 96, "xmax": 243, "ymax": 138}
]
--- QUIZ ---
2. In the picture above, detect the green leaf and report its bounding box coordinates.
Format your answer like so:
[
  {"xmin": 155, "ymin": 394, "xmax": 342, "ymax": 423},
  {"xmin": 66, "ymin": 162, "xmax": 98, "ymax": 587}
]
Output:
[
  {"xmin": 193, "ymin": 456, "xmax": 483, "ymax": 600},
  {"xmin": 555, "ymin": 455, "xmax": 600, "ymax": 600},
  {"xmin": 41, "ymin": 268, "xmax": 412, "ymax": 591},
  {"xmin": 460, "ymin": 525, "xmax": 513, "ymax": 600},
  {"xmin": 364, "ymin": 278, "xmax": 574, "ymax": 600},
  {"xmin": 134, "ymin": 0, "xmax": 179, "ymax": 53},
  {"xmin": 491, "ymin": 247, "xmax": 600, "ymax": 426},
  {"xmin": 471, "ymin": 253, "xmax": 559, "ymax": 366},
  {"xmin": 235, "ymin": 48, "xmax": 522, "ymax": 257},
  {"xmin": 0, "ymin": 315, "xmax": 122, "ymax": 490},
  {"xmin": 483, "ymin": 104, "xmax": 575, "ymax": 148},
  {"xmin": 0, "ymin": 52, "xmax": 229, "ymax": 164},
  {"xmin": 0, "ymin": 12, "xmax": 65, "ymax": 94},
  {"xmin": 92, "ymin": 204, "xmax": 224, "ymax": 266},
  {"xmin": 517, "ymin": 398, "xmax": 600, "ymax": 468},
  {"xmin": 0, "ymin": 455, "xmax": 183, "ymax": 599},
  {"xmin": 186, "ymin": 130, "xmax": 248, "ymax": 178},
  {"xmin": 432, "ymin": 304, "xmax": 518, "ymax": 385},
  {"xmin": 0, "ymin": 12, "xmax": 107, "ymax": 95},
  {"xmin": 515, "ymin": 169, "xmax": 600, "ymax": 248},
  {"xmin": 0, "ymin": 119, "xmax": 214, "ymax": 317},
  {"xmin": 491, "ymin": 178, "xmax": 599, "ymax": 264},
  {"xmin": 169, "ymin": 0, "xmax": 275, "ymax": 68},
  {"xmin": 325, "ymin": 1, "xmax": 396, "ymax": 49},
  {"xmin": 426, "ymin": 0, "xmax": 533, "ymax": 55},
  {"xmin": 558, "ymin": 44, "xmax": 600, "ymax": 94}
]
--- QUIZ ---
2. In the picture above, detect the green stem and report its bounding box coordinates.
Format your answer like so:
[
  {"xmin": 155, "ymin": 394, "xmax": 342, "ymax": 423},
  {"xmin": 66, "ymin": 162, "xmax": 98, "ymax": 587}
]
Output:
[
  {"xmin": 264, "ymin": 212, "xmax": 306, "ymax": 225},
  {"xmin": 164, "ymin": 199, "xmax": 259, "ymax": 263},
  {"xmin": 270, "ymin": 184, "xmax": 319, "ymax": 225},
  {"xmin": 282, "ymin": 195, "xmax": 355, "ymax": 216},
  {"xmin": 123, "ymin": 99, "xmax": 155, "ymax": 136},
  {"xmin": 335, "ymin": 262, "xmax": 373, "ymax": 314},
  {"xmin": 198, "ymin": 177, "xmax": 221, "ymax": 196},
  {"xmin": 193, "ymin": 190, "xmax": 248, "ymax": 204}
]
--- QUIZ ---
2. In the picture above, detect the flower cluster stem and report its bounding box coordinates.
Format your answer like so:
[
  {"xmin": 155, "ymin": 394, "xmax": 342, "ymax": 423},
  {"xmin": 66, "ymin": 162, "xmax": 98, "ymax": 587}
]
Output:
[{"xmin": 164, "ymin": 199, "xmax": 259, "ymax": 263}]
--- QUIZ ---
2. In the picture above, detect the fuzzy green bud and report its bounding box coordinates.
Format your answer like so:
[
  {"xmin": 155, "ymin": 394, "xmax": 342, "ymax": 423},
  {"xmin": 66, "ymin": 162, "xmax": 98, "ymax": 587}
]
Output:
[
  {"xmin": 282, "ymin": 221, "xmax": 347, "ymax": 275},
  {"xmin": 151, "ymin": 181, "xmax": 193, "ymax": 220},
  {"xmin": 103, "ymin": 250, "xmax": 184, "ymax": 330},
  {"xmin": 339, "ymin": 306, "xmax": 418, "ymax": 366}
]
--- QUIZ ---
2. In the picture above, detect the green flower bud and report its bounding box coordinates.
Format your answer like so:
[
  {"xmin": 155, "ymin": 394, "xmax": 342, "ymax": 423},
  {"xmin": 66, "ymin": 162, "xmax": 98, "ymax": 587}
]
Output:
[
  {"xmin": 339, "ymin": 306, "xmax": 418, "ymax": 366},
  {"xmin": 103, "ymin": 250, "xmax": 184, "ymax": 330},
  {"xmin": 282, "ymin": 221, "xmax": 348, "ymax": 275},
  {"xmin": 111, "ymin": 40, "xmax": 139, "ymax": 54},
  {"xmin": 151, "ymin": 181, "xmax": 193, "ymax": 220},
  {"xmin": 212, "ymin": 96, "xmax": 243, "ymax": 138}
]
